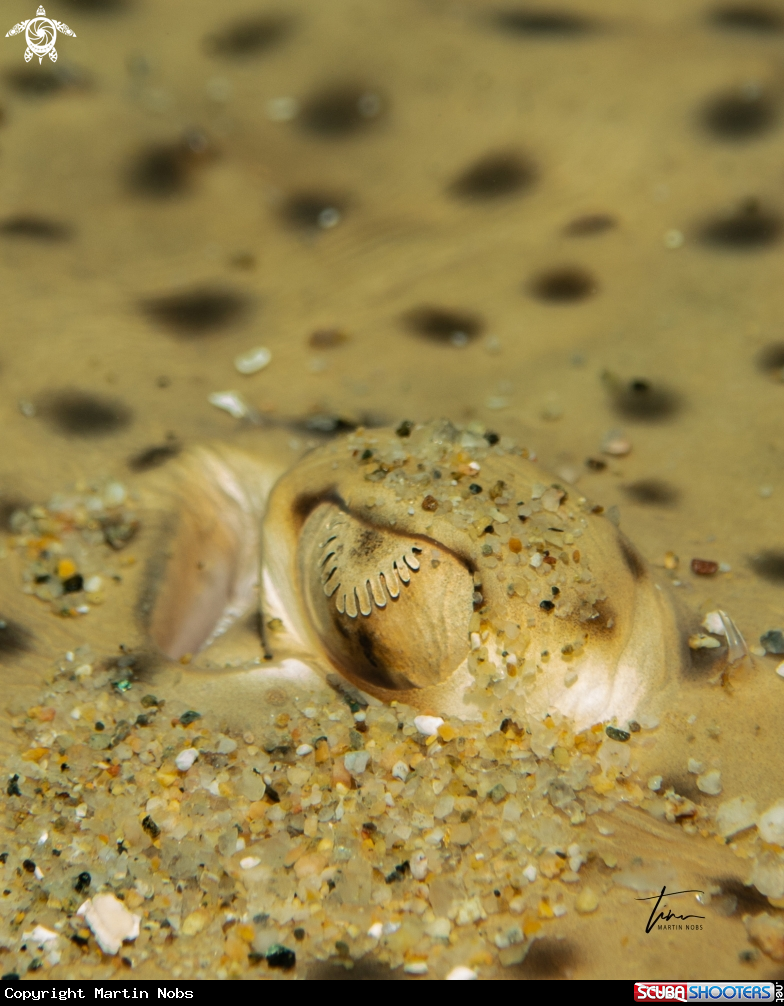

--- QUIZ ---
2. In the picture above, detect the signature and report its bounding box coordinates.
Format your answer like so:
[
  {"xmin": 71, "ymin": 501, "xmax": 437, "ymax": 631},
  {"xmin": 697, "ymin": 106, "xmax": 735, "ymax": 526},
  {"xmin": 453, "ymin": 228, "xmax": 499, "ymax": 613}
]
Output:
[{"xmin": 636, "ymin": 886, "xmax": 706, "ymax": 934}]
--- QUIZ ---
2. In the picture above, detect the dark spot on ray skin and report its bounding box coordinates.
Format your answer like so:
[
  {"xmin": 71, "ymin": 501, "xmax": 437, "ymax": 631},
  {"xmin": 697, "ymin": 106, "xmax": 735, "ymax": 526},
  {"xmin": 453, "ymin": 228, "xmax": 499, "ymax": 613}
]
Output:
[
  {"xmin": 0, "ymin": 619, "xmax": 32, "ymax": 661},
  {"xmin": 5, "ymin": 65, "xmax": 88, "ymax": 97},
  {"xmin": 300, "ymin": 84, "xmax": 384, "ymax": 138},
  {"xmin": 128, "ymin": 131, "xmax": 215, "ymax": 198},
  {"xmin": 662, "ymin": 774, "xmax": 703, "ymax": 802},
  {"xmin": 583, "ymin": 599, "xmax": 617, "ymax": 636},
  {"xmin": 563, "ymin": 213, "xmax": 617, "ymax": 236},
  {"xmin": 280, "ymin": 192, "xmax": 348, "ymax": 230},
  {"xmin": 686, "ymin": 639, "xmax": 728, "ymax": 678},
  {"xmin": 205, "ymin": 14, "xmax": 292, "ymax": 57},
  {"xmin": 141, "ymin": 287, "xmax": 248, "ymax": 336},
  {"xmin": 711, "ymin": 877, "xmax": 775, "ymax": 916},
  {"xmin": 41, "ymin": 390, "xmax": 132, "ymax": 437},
  {"xmin": 701, "ymin": 88, "xmax": 777, "ymax": 140},
  {"xmin": 402, "ymin": 306, "xmax": 484, "ymax": 345},
  {"xmin": 0, "ymin": 216, "xmax": 72, "ymax": 241},
  {"xmin": 709, "ymin": 5, "xmax": 784, "ymax": 32},
  {"xmin": 529, "ymin": 266, "xmax": 597, "ymax": 303},
  {"xmin": 307, "ymin": 960, "xmax": 409, "ymax": 980},
  {"xmin": 697, "ymin": 199, "xmax": 782, "ymax": 249},
  {"xmin": 749, "ymin": 549, "xmax": 784, "ymax": 583},
  {"xmin": 610, "ymin": 379, "xmax": 681, "ymax": 421},
  {"xmin": 450, "ymin": 151, "xmax": 536, "ymax": 200},
  {"xmin": 618, "ymin": 536, "xmax": 647, "ymax": 580},
  {"xmin": 756, "ymin": 341, "xmax": 784, "ymax": 374},
  {"xmin": 493, "ymin": 8, "xmax": 595, "ymax": 36},
  {"xmin": 511, "ymin": 937, "xmax": 577, "ymax": 978},
  {"xmin": 104, "ymin": 651, "xmax": 158, "ymax": 685},
  {"xmin": 622, "ymin": 479, "xmax": 680, "ymax": 507},
  {"xmin": 0, "ymin": 495, "xmax": 28, "ymax": 530},
  {"xmin": 128, "ymin": 438, "xmax": 181, "ymax": 472}
]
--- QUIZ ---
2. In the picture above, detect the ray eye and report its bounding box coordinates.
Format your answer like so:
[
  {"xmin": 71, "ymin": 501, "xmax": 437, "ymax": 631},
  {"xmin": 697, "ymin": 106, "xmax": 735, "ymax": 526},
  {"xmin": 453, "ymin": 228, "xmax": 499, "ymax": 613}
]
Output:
[{"xmin": 298, "ymin": 503, "xmax": 473, "ymax": 691}]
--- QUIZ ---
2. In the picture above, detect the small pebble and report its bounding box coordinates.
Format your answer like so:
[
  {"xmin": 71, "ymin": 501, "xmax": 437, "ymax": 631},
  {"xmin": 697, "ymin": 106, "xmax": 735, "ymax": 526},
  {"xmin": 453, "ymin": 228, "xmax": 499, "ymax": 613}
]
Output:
[
  {"xmin": 174, "ymin": 748, "xmax": 198, "ymax": 772},
  {"xmin": 691, "ymin": 558, "xmax": 719, "ymax": 576},
  {"xmin": 414, "ymin": 715, "xmax": 444, "ymax": 737},
  {"xmin": 760, "ymin": 630, "xmax": 784, "ymax": 655},
  {"xmin": 234, "ymin": 347, "xmax": 271, "ymax": 375},
  {"xmin": 648, "ymin": 775, "xmax": 662, "ymax": 791},
  {"xmin": 367, "ymin": 922, "xmax": 383, "ymax": 939},
  {"xmin": 240, "ymin": 856, "xmax": 261, "ymax": 870},
  {"xmin": 392, "ymin": 760, "xmax": 409, "ymax": 781},
  {"xmin": 344, "ymin": 750, "xmax": 370, "ymax": 775},
  {"xmin": 605, "ymin": 725, "xmax": 630, "ymax": 742},
  {"xmin": 601, "ymin": 430, "xmax": 631, "ymax": 456},
  {"xmin": 776, "ymin": 662, "xmax": 784, "ymax": 679},
  {"xmin": 296, "ymin": 744, "xmax": 314, "ymax": 756},
  {"xmin": 687, "ymin": 758, "xmax": 704, "ymax": 774},
  {"xmin": 410, "ymin": 851, "xmax": 429, "ymax": 880},
  {"xmin": 404, "ymin": 961, "xmax": 428, "ymax": 974},
  {"xmin": 575, "ymin": 888, "xmax": 600, "ymax": 914}
]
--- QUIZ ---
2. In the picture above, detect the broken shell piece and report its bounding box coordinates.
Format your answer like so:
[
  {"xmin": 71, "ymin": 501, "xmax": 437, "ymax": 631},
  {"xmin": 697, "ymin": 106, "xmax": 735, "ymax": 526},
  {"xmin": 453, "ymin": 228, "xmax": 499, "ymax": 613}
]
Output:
[
  {"xmin": 77, "ymin": 894, "xmax": 141, "ymax": 956},
  {"xmin": 689, "ymin": 633, "xmax": 721, "ymax": 650},
  {"xmin": 234, "ymin": 346, "xmax": 271, "ymax": 375},
  {"xmin": 718, "ymin": 610, "xmax": 748, "ymax": 664},
  {"xmin": 758, "ymin": 800, "xmax": 784, "ymax": 846},
  {"xmin": 208, "ymin": 390, "xmax": 251, "ymax": 420},
  {"xmin": 702, "ymin": 611, "xmax": 725, "ymax": 635},
  {"xmin": 601, "ymin": 430, "xmax": 631, "ymax": 456},
  {"xmin": 716, "ymin": 795, "xmax": 757, "ymax": 838},
  {"xmin": 696, "ymin": 769, "xmax": 722, "ymax": 796},
  {"xmin": 27, "ymin": 925, "xmax": 58, "ymax": 946}
]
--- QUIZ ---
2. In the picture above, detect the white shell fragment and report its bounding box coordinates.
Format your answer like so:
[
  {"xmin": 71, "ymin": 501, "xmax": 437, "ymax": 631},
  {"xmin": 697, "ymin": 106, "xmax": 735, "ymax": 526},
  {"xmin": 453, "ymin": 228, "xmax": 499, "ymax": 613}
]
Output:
[
  {"xmin": 716, "ymin": 796, "xmax": 758, "ymax": 838},
  {"xmin": 77, "ymin": 894, "xmax": 141, "ymax": 955},
  {"xmin": 702, "ymin": 611, "xmax": 726, "ymax": 635},
  {"xmin": 413, "ymin": 715, "xmax": 444, "ymax": 737},
  {"xmin": 27, "ymin": 925, "xmax": 59, "ymax": 946},
  {"xmin": 208, "ymin": 391, "xmax": 250, "ymax": 419},
  {"xmin": 696, "ymin": 769, "xmax": 722, "ymax": 796},
  {"xmin": 758, "ymin": 800, "xmax": 784, "ymax": 846},
  {"xmin": 240, "ymin": 856, "xmax": 262, "ymax": 870},
  {"xmin": 175, "ymin": 747, "xmax": 198, "ymax": 771},
  {"xmin": 234, "ymin": 346, "xmax": 272, "ymax": 375},
  {"xmin": 410, "ymin": 850, "xmax": 429, "ymax": 880}
]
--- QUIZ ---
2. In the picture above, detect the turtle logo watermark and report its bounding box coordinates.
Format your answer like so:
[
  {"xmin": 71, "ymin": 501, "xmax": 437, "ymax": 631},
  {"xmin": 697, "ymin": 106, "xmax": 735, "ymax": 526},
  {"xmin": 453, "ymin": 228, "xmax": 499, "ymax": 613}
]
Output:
[{"xmin": 5, "ymin": 6, "xmax": 76, "ymax": 64}]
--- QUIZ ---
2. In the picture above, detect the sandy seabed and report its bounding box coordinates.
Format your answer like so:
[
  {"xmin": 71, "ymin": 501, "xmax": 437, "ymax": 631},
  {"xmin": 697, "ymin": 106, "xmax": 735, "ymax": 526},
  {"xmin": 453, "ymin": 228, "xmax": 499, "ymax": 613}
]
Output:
[{"xmin": 1, "ymin": 0, "xmax": 784, "ymax": 981}]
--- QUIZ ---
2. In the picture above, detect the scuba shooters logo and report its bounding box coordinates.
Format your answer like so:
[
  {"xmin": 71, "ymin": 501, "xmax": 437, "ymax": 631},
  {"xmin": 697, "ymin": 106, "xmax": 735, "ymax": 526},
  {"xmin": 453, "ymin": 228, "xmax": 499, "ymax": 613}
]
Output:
[
  {"xmin": 634, "ymin": 983, "xmax": 783, "ymax": 1002},
  {"xmin": 5, "ymin": 6, "xmax": 75, "ymax": 64}
]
